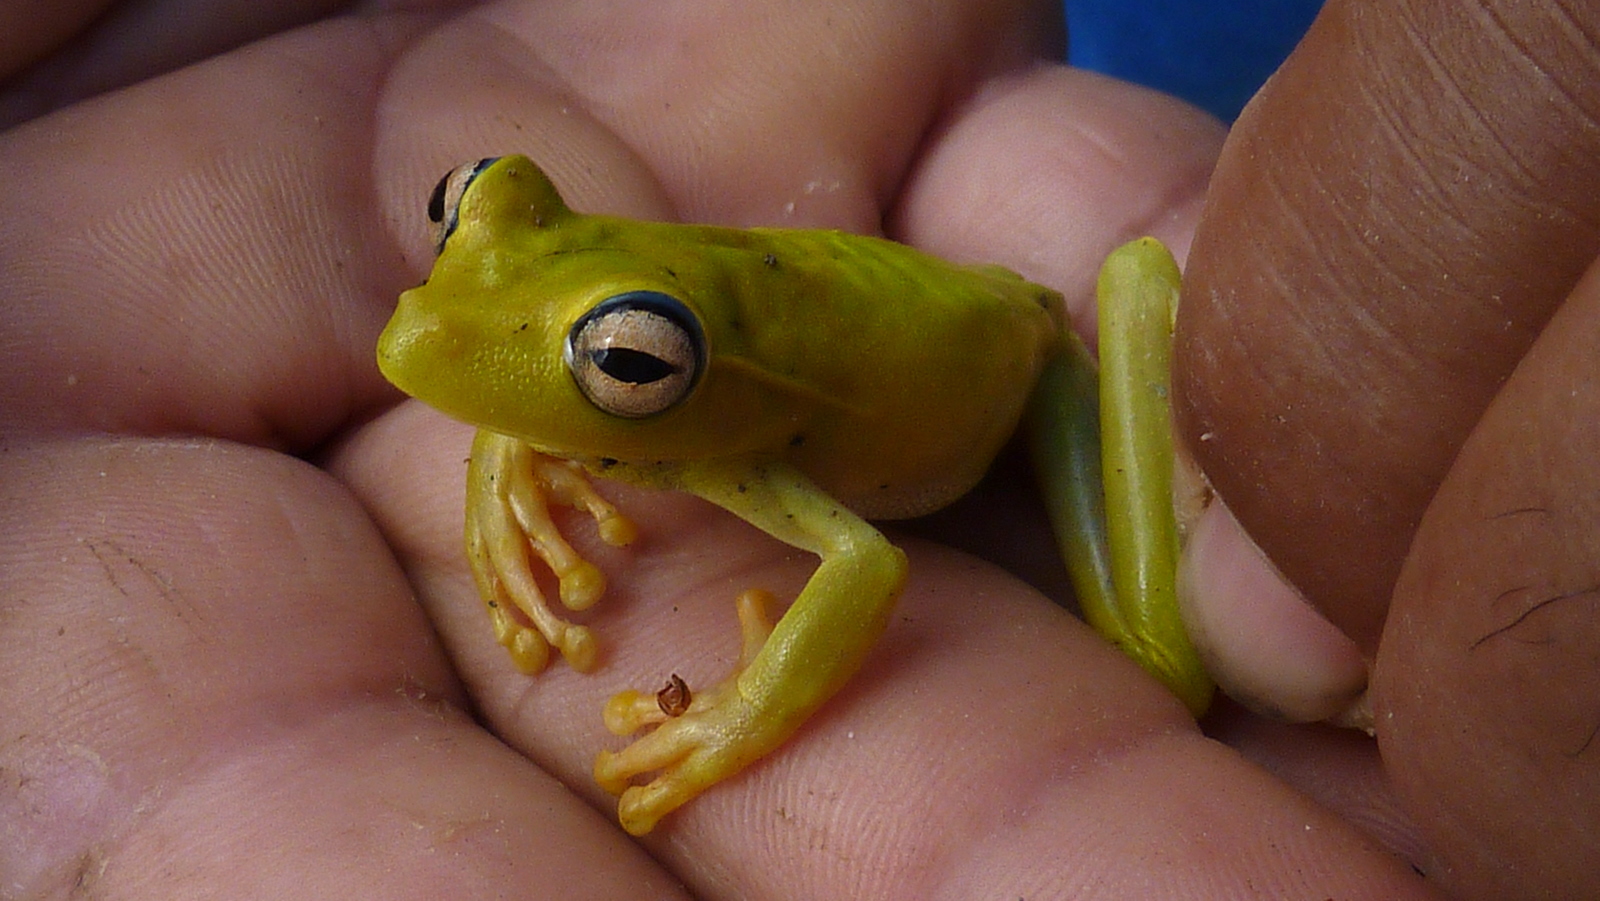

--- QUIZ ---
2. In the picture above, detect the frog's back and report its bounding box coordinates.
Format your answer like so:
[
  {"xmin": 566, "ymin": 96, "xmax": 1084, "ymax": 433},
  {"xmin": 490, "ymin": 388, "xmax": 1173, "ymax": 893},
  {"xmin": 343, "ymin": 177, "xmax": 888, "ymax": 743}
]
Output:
[{"xmin": 680, "ymin": 225, "xmax": 1063, "ymax": 518}]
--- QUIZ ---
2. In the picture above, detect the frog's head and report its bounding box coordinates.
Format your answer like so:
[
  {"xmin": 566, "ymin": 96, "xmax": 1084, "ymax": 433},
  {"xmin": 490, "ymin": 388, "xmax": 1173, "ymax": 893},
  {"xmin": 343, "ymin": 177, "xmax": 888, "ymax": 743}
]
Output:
[{"xmin": 379, "ymin": 156, "xmax": 806, "ymax": 463}]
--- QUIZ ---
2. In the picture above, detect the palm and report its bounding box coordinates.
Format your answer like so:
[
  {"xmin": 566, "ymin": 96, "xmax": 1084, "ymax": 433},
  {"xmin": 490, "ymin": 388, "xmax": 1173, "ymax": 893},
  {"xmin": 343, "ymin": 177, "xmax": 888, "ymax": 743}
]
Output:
[{"xmin": 0, "ymin": 2, "xmax": 1437, "ymax": 897}]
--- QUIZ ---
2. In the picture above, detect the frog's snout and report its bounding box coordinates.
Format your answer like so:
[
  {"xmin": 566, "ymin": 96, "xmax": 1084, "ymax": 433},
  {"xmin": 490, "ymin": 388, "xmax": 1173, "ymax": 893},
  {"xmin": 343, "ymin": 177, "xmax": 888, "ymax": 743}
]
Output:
[{"xmin": 376, "ymin": 289, "xmax": 454, "ymax": 398}]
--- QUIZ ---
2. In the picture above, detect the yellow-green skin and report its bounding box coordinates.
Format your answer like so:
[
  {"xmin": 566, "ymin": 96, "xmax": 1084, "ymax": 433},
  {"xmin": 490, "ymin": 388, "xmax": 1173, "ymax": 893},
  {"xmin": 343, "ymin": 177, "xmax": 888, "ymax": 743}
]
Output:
[
  {"xmin": 382, "ymin": 158, "xmax": 1058, "ymax": 515},
  {"xmin": 377, "ymin": 155, "xmax": 1209, "ymax": 836}
]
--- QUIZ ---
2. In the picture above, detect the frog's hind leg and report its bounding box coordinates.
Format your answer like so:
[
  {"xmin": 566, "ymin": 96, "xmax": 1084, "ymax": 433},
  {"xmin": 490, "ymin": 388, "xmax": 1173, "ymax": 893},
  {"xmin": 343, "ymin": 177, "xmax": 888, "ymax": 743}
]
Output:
[
  {"xmin": 1029, "ymin": 238, "xmax": 1213, "ymax": 716},
  {"xmin": 465, "ymin": 430, "xmax": 637, "ymax": 674},
  {"xmin": 593, "ymin": 461, "xmax": 907, "ymax": 835}
]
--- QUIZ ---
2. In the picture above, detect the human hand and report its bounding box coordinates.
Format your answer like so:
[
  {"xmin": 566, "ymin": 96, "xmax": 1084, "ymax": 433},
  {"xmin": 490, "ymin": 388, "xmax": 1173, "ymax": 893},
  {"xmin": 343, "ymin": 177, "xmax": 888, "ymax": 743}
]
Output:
[
  {"xmin": 1174, "ymin": 1, "xmax": 1600, "ymax": 897},
  {"xmin": 2, "ymin": 1, "xmax": 1435, "ymax": 897}
]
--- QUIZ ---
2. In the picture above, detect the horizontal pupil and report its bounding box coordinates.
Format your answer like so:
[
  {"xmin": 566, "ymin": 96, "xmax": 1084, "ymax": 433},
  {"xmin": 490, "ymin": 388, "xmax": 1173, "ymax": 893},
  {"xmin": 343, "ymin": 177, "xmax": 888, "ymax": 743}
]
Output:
[{"xmin": 593, "ymin": 347, "xmax": 677, "ymax": 384}]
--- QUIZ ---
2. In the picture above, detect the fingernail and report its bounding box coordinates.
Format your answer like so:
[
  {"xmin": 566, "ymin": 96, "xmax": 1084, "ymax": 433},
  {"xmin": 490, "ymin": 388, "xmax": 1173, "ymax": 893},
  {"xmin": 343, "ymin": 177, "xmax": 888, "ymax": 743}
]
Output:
[{"xmin": 1178, "ymin": 497, "xmax": 1369, "ymax": 722}]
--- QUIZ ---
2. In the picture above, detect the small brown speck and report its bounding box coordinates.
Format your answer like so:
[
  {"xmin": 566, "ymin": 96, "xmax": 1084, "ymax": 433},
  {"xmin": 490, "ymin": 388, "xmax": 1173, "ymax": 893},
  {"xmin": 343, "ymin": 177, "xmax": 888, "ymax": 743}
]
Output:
[{"xmin": 657, "ymin": 674, "xmax": 691, "ymax": 717}]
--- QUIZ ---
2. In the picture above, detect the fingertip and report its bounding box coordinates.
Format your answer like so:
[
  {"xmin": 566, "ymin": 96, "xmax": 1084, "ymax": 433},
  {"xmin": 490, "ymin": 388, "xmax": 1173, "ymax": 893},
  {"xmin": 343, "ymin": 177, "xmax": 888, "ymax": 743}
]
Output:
[
  {"xmin": 890, "ymin": 65, "xmax": 1224, "ymax": 332},
  {"xmin": 1179, "ymin": 498, "xmax": 1368, "ymax": 723}
]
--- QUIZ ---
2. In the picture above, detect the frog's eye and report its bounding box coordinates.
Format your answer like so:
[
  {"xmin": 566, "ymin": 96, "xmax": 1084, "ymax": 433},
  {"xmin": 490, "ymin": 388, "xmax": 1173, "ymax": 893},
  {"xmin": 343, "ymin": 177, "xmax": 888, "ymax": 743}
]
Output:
[
  {"xmin": 565, "ymin": 292, "xmax": 706, "ymax": 418},
  {"xmin": 427, "ymin": 158, "xmax": 498, "ymax": 254}
]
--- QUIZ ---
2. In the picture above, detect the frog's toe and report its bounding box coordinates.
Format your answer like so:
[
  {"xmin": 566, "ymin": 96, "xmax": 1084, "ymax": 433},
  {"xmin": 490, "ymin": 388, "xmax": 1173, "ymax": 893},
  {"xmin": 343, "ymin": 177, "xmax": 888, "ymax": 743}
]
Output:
[
  {"xmin": 488, "ymin": 599, "xmax": 552, "ymax": 674},
  {"xmin": 732, "ymin": 589, "xmax": 776, "ymax": 665},
  {"xmin": 597, "ymin": 511, "xmax": 638, "ymax": 547},
  {"xmin": 505, "ymin": 625, "xmax": 551, "ymax": 674},
  {"xmin": 556, "ymin": 623, "xmax": 599, "ymax": 672},
  {"xmin": 484, "ymin": 577, "xmax": 597, "ymax": 672},
  {"xmin": 596, "ymin": 728, "xmax": 749, "ymax": 835},
  {"xmin": 603, "ymin": 688, "xmax": 674, "ymax": 734},
  {"xmin": 615, "ymin": 772, "xmax": 701, "ymax": 836},
  {"xmin": 556, "ymin": 560, "xmax": 606, "ymax": 611},
  {"xmin": 594, "ymin": 730, "xmax": 704, "ymax": 834},
  {"xmin": 496, "ymin": 613, "xmax": 594, "ymax": 673}
]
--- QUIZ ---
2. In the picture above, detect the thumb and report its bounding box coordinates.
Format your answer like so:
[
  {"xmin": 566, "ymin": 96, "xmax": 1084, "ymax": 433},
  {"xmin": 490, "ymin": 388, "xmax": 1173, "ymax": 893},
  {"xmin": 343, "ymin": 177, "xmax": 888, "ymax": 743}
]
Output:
[{"xmin": 1174, "ymin": 0, "xmax": 1600, "ymax": 653}]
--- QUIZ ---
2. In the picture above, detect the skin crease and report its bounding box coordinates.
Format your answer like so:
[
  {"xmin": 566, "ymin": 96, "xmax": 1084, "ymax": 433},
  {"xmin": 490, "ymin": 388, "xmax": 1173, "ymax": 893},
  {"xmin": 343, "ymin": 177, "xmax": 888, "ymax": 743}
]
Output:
[
  {"xmin": 1176, "ymin": 0, "xmax": 1600, "ymax": 897},
  {"xmin": 0, "ymin": 0, "xmax": 1500, "ymax": 898}
]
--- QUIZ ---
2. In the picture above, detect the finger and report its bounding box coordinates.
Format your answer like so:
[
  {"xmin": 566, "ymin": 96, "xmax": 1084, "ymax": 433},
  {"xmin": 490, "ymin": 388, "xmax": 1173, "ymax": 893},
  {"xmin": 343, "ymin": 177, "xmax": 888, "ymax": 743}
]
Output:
[
  {"xmin": 0, "ymin": 0, "xmax": 106, "ymax": 83},
  {"xmin": 1173, "ymin": 0, "xmax": 1600, "ymax": 651},
  {"xmin": 0, "ymin": 1, "xmax": 357, "ymax": 128},
  {"xmin": 1373, "ymin": 253, "xmax": 1600, "ymax": 900},
  {"xmin": 1179, "ymin": 498, "xmax": 1367, "ymax": 722},
  {"xmin": 1205, "ymin": 703, "xmax": 1432, "ymax": 867},
  {"xmin": 403, "ymin": 458, "xmax": 1443, "ymax": 898},
  {"xmin": 0, "ymin": 19, "xmax": 420, "ymax": 446},
  {"xmin": 890, "ymin": 65, "xmax": 1224, "ymax": 337},
  {"xmin": 0, "ymin": 436, "xmax": 676, "ymax": 898},
  {"xmin": 339, "ymin": 394, "xmax": 1444, "ymax": 896},
  {"xmin": 638, "ymin": 544, "xmax": 1438, "ymax": 898},
  {"xmin": 379, "ymin": 0, "xmax": 1062, "ymax": 236}
]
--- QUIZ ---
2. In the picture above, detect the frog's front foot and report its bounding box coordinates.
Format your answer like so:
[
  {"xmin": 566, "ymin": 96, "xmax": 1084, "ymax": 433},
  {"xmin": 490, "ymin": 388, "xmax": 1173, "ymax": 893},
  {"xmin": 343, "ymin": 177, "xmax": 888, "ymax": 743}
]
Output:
[
  {"xmin": 594, "ymin": 589, "xmax": 783, "ymax": 835},
  {"xmin": 466, "ymin": 430, "xmax": 637, "ymax": 674}
]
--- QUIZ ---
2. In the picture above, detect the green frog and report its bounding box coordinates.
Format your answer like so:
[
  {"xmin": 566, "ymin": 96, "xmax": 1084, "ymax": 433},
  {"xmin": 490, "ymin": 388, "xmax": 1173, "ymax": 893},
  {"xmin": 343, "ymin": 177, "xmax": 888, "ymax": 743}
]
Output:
[{"xmin": 377, "ymin": 155, "xmax": 1209, "ymax": 835}]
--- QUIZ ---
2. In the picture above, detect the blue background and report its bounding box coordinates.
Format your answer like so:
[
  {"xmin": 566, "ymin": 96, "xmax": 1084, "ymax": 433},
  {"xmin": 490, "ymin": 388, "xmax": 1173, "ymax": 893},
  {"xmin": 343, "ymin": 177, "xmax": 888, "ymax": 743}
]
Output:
[{"xmin": 1064, "ymin": 0, "xmax": 1325, "ymax": 121}]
